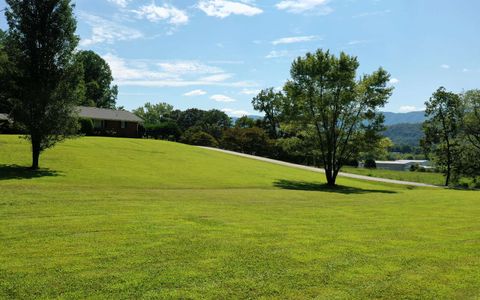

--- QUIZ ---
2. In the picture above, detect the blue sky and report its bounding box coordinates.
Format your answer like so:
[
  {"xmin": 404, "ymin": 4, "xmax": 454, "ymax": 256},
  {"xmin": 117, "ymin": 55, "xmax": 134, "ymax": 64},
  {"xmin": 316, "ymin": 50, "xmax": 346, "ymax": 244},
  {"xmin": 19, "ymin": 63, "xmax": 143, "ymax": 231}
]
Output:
[{"xmin": 1, "ymin": 0, "xmax": 479, "ymax": 116}]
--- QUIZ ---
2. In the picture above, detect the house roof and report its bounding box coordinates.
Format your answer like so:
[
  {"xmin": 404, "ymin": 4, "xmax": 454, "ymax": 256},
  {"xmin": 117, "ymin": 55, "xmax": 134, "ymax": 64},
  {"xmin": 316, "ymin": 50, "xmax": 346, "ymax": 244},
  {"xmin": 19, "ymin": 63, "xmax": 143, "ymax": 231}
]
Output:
[{"xmin": 77, "ymin": 106, "xmax": 143, "ymax": 123}]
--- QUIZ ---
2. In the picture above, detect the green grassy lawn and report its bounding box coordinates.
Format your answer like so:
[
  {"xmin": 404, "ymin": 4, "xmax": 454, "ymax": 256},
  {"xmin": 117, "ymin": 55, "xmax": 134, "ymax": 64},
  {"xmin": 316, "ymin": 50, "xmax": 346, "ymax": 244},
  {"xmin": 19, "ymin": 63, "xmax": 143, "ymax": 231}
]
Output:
[
  {"xmin": 1, "ymin": 135, "xmax": 479, "ymax": 299},
  {"xmin": 342, "ymin": 166, "xmax": 446, "ymax": 186}
]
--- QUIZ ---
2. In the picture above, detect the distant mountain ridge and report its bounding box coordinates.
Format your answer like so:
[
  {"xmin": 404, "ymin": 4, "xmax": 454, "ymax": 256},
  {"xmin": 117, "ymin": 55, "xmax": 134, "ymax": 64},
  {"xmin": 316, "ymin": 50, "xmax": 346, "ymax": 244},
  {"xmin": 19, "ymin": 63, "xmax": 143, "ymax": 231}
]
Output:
[{"xmin": 382, "ymin": 111, "xmax": 425, "ymax": 126}]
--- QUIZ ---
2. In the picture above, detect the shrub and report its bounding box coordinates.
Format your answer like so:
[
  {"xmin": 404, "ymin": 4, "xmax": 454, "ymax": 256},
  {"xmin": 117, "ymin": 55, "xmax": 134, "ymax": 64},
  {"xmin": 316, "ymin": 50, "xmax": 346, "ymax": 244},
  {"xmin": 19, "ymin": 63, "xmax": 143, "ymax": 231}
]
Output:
[
  {"xmin": 181, "ymin": 127, "xmax": 218, "ymax": 147},
  {"xmin": 145, "ymin": 121, "xmax": 181, "ymax": 140},
  {"xmin": 79, "ymin": 118, "xmax": 94, "ymax": 135},
  {"xmin": 221, "ymin": 127, "xmax": 272, "ymax": 156},
  {"xmin": 364, "ymin": 159, "xmax": 377, "ymax": 169}
]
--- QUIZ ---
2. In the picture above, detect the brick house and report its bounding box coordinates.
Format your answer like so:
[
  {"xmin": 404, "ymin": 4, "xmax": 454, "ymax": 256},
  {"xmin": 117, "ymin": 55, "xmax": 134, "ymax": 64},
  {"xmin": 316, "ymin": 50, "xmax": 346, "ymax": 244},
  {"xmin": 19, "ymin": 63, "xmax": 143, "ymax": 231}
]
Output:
[{"xmin": 78, "ymin": 106, "xmax": 143, "ymax": 138}]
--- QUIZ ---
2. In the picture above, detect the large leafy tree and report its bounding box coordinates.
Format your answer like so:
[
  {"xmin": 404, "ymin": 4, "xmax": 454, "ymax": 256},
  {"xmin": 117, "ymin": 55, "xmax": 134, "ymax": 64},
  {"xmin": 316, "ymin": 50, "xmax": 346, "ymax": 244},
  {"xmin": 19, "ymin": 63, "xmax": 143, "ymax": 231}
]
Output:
[
  {"xmin": 4, "ymin": 0, "xmax": 83, "ymax": 169},
  {"xmin": 422, "ymin": 87, "xmax": 464, "ymax": 186},
  {"xmin": 282, "ymin": 49, "xmax": 393, "ymax": 186},
  {"xmin": 75, "ymin": 50, "xmax": 117, "ymax": 109},
  {"xmin": 252, "ymin": 88, "xmax": 284, "ymax": 138}
]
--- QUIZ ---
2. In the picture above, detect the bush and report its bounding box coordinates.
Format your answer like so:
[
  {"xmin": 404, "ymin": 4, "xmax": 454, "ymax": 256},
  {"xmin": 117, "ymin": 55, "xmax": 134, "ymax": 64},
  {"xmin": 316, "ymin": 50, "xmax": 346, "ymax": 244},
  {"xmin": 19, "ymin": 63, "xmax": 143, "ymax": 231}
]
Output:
[
  {"xmin": 145, "ymin": 121, "xmax": 181, "ymax": 140},
  {"xmin": 221, "ymin": 127, "xmax": 272, "ymax": 156},
  {"xmin": 364, "ymin": 159, "xmax": 376, "ymax": 169},
  {"xmin": 181, "ymin": 127, "xmax": 218, "ymax": 147},
  {"xmin": 78, "ymin": 118, "xmax": 94, "ymax": 135}
]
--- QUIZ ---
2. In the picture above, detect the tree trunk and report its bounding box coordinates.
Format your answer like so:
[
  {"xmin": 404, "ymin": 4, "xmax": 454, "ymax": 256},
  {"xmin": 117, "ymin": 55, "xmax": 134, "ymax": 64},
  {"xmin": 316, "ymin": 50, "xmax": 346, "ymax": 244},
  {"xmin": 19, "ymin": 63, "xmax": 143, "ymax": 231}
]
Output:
[
  {"xmin": 31, "ymin": 137, "xmax": 40, "ymax": 170},
  {"xmin": 445, "ymin": 165, "xmax": 451, "ymax": 186},
  {"xmin": 325, "ymin": 168, "xmax": 336, "ymax": 186}
]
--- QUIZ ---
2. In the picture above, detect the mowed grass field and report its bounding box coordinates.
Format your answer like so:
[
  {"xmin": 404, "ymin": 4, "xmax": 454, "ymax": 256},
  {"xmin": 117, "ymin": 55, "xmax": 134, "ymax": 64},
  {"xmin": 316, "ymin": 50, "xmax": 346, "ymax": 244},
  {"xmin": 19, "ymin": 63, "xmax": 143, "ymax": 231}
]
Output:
[
  {"xmin": 341, "ymin": 166, "xmax": 445, "ymax": 186},
  {"xmin": 0, "ymin": 135, "xmax": 479, "ymax": 299}
]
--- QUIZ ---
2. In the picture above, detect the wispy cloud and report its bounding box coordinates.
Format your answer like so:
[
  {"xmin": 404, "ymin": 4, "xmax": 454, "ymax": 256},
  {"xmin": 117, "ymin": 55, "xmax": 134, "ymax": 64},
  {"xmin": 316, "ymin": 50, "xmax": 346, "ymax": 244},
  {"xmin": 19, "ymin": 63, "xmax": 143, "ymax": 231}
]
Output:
[
  {"xmin": 440, "ymin": 64, "xmax": 450, "ymax": 69},
  {"xmin": 240, "ymin": 88, "xmax": 260, "ymax": 95},
  {"xmin": 347, "ymin": 39, "xmax": 369, "ymax": 46},
  {"xmin": 197, "ymin": 0, "xmax": 263, "ymax": 18},
  {"xmin": 353, "ymin": 9, "xmax": 391, "ymax": 18},
  {"xmin": 103, "ymin": 53, "xmax": 256, "ymax": 88},
  {"xmin": 275, "ymin": 0, "xmax": 333, "ymax": 14},
  {"xmin": 107, "ymin": 0, "xmax": 130, "ymax": 8},
  {"xmin": 265, "ymin": 50, "xmax": 290, "ymax": 58},
  {"xmin": 184, "ymin": 89, "xmax": 207, "ymax": 96},
  {"xmin": 79, "ymin": 12, "xmax": 144, "ymax": 46},
  {"xmin": 132, "ymin": 3, "xmax": 189, "ymax": 25},
  {"xmin": 211, "ymin": 94, "xmax": 236, "ymax": 102},
  {"xmin": 272, "ymin": 35, "xmax": 319, "ymax": 45}
]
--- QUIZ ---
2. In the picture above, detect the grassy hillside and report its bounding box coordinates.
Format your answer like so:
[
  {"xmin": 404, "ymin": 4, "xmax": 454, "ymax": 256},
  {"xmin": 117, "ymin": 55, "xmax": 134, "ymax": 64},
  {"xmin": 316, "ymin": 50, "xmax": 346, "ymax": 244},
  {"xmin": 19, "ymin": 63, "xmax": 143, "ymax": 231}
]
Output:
[{"xmin": 1, "ymin": 135, "xmax": 479, "ymax": 298}]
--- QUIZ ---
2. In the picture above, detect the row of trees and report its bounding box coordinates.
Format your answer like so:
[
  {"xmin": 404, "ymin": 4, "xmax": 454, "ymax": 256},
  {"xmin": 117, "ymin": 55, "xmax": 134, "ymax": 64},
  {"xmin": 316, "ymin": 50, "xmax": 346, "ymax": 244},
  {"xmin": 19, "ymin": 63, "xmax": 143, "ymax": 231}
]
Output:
[
  {"xmin": 137, "ymin": 50, "xmax": 394, "ymax": 186},
  {"xmin": 0, "ymin": 0, "xmax": 118, "ymax": 169},
  {"xmin": 423, "ymin": 88, "xmax": 480, "ymax": 186},
  {"xmin": 132, "ymin": 102, "xmax": 274, "ymax": 155}
]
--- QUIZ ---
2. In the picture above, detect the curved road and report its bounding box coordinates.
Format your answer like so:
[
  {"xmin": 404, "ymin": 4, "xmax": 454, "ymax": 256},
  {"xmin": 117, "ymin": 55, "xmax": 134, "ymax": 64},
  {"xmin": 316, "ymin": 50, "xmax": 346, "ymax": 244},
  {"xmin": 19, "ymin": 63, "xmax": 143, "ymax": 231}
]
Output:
[{"xmin": 199, "ymin": 146, "xmax": 440, "ymax": 188}]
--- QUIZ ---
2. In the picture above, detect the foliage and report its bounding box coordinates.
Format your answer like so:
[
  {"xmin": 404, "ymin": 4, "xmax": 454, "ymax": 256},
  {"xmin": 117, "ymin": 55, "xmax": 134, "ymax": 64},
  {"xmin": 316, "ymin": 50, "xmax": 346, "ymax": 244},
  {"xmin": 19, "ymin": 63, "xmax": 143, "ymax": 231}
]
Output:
[
  {"xmin": 4, "ymin": 0, "xmax": 82, "ymax": 169},
  {"xmin": 235, "ymin": 116, "xmax": 256, "ymax": 128},
  {"xmin": 181, "ymin": 127, "xmax": 218, "ymax": 147},
  {"xmin": 197, "ymin": 109, "xmax": 231, "ymax": 140},
  {"xmin": 282, "ymin": 49, "xmax": 393, "ymax": 186},
  {"xmin": 175, "ymin": 108, "xmax": 206, "ymax": 131},
  {"xmin": 462, "ymin": 89, "xmax": 480, "ymax": 151},
  {"xmin": 145, "ymin": 121, "xmax": 181, "ymax": 141},
  {"xmin": 252, "ymin": 88, "xmax": 284, "ymax": 138},
  {"xmin": 221, "ymin": 127, "xmax": 272, "ymax": 156},
  {"xmin": 422, "ymin": 87, "xmax": 464, "ymax": 186},
  {"xmin": 364, "ymin": 158, "xmax": 377, "ymax": 169},
  {"xmin": 78, "ymin": 118, "xmax": 94, "ymax": 136},
  {"xmin": 133, "ymin": 102, "xmax": 174, "ymax": 126},
  {"xmin": 382, "ymin": 123, "xmax": 424, "ymax": 151},
  {"xmin": 75, "ymin": 50, "xmax": 118, "ymax": 109}
]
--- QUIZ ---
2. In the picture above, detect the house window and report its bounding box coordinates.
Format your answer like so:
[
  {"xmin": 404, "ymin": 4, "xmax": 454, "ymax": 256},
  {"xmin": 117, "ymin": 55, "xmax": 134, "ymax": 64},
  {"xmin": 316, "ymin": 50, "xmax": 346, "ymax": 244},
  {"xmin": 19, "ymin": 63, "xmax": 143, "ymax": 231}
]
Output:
[{"xmin": 121, "ymin": 121, "xmax": 126, "ymax": 129}]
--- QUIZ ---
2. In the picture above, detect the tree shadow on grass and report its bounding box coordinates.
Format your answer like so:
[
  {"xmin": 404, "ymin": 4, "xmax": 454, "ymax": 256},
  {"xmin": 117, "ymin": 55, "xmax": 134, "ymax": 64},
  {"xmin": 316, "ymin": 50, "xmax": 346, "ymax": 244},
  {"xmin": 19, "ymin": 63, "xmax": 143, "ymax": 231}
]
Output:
[
  {"xmin": 0, "ymin": 164, "xmax": 61, "ymax": 180},
  {"xmin": 274, "ymin": 179, "xmax": 397, "ymax": 194}
]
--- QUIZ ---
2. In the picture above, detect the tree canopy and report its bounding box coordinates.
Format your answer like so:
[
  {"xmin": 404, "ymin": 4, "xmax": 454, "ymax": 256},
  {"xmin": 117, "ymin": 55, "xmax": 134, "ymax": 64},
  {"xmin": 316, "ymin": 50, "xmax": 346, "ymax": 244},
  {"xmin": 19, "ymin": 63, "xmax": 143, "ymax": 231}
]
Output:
[
  {"xmin": 281, "ymin": 49, "xmax": 393, "ymax": 186},
  {"xmin": 75, "ymin": 50, "xmax": 118, "ymax": 109}
]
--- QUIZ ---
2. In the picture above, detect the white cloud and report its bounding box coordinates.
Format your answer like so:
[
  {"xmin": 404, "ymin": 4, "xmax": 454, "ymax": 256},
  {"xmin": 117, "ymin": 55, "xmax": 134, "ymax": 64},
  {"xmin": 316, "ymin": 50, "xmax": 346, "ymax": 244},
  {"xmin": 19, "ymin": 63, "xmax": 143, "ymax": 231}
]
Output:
[
  {"xmin": 211, "ymin": 94, "xmax": 236, "ymax": 102},
  {"xmin": 353, "ymin": 10, "xmax": 391, "ymax": 18},
  {"xmin": 272, "ymin": 35, "xmax": 319, "ymax": 45},
  {"xmin": 441, "ymin": 64, "xmax": 450, "ymax": 69},
  {"xmin": 222, "ymin": 108, "xmax": 250, "ymax": 117},
  {"xmin": 107, "ymin": 0, "xmax": 130, "ymax": 8},
  {"xmin": 102, "ymin": 53, "xmax": 256, "ymax": 88},
  {"xmin": 399, "ymin": 105, "xmax": 423, "ymax": 113},
  {"xmin": 198, "ymin": 0, "xmax": 263, "ymax": 18},
  {"xmin": 348, "ymin": 40, "xmax": 368, "ymax": 45},
  {"xmin": 265, "ymin": 50, "xmax": 290, "ymax": 58},
  {"xmin": 132, "ymin": 3, "xmax": 189, "ymax": 25},
  {"xmin": 240, "ymin": 89, "xmax": 260, "ymax": 95},
  {"xmin": 275, "ymin": 0, "xmax": 333, "ymax": 14},
  {"xmin": 184, "ymin": 89, "xmax": 207, "ymax": 96},
  {"xmin": 79, "ymin": 13, "xmax": 143, "ymax": 46},
  {"xmin": 389, "ymin": 78, "xmax": 400, "ymax": 84},
  {"xmin": 462, "ymin": 68, "xmax": 470, "ymax": 72},
  {"xmin": 157, "ymin": 62, "xmax": 223, "ymax": 74}
]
